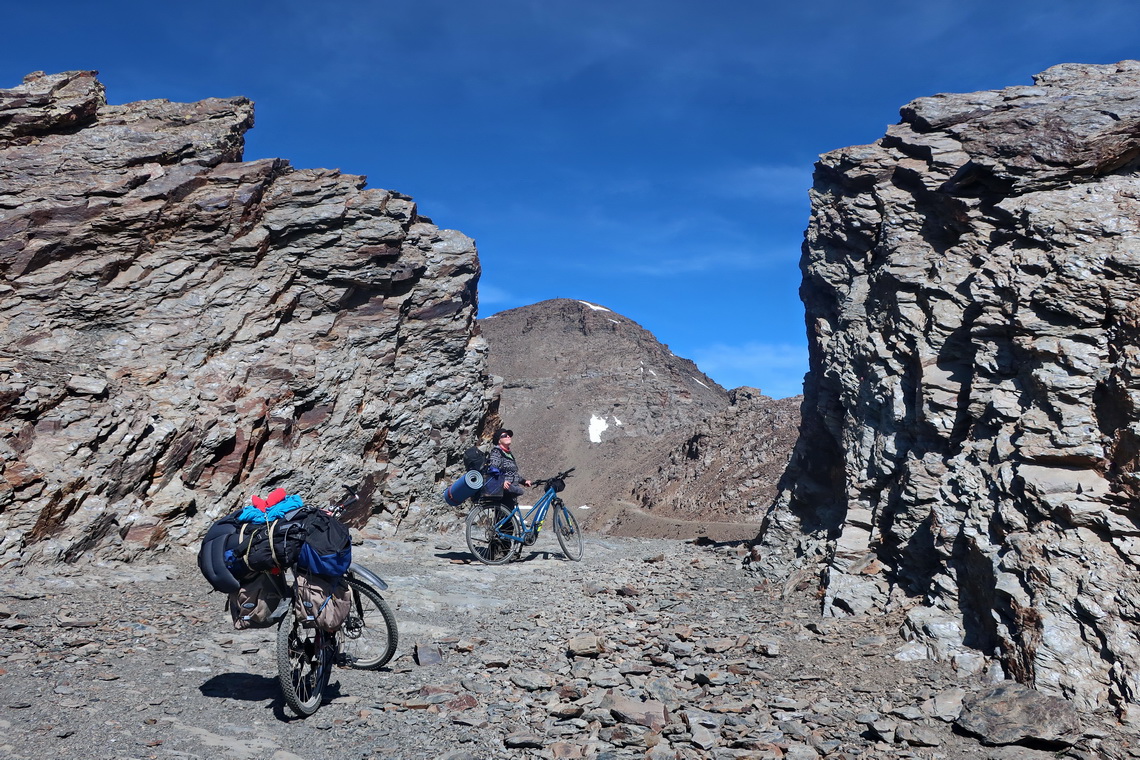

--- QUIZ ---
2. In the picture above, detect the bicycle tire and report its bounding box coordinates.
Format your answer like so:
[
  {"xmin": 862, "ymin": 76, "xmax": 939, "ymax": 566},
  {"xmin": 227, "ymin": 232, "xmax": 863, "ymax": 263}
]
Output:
[
  {"xmin": 276, "ymin": 609, "xmax": 333, "ymax": 717},
  {"xmin": 342, "ymin": 577, "xmax": 399, "ymax": 670},
  {"xmin": 553, "ymin": 500, "xmax": 583, "ymax": 561},
  {"xmin": 466, "ymin": 503, "xmax": 522, "ymax": 565}
]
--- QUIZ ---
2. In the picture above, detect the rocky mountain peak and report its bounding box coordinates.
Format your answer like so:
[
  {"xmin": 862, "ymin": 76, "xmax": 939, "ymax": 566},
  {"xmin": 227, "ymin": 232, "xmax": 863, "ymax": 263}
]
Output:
[
  {"xmin": 480, "ymin": 299, "xmax": 799, "ymax": 539},
  {"xmin": 484, "ymin": 297, "xmax": 728, "ymax": 431}
]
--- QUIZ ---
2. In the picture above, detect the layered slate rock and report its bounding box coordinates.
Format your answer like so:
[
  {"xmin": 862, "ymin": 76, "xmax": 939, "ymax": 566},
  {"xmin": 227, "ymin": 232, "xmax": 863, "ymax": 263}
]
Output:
[
  {"xmin": 752, "ymin": 61, "xmax": 1140, "ymax": 713},
  {"xmin": 631, "ymin": 388, "xmax": 801, "ymax": 525},
  {"xmin": 0, "ymin": 71, "xmax": 493, "ymax": 564}
]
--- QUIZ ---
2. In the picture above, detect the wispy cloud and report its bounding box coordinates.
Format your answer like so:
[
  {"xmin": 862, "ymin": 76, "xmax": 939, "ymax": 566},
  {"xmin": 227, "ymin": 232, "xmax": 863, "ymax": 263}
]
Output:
[
  {"xmin": 475, "ymin": 195, "xmax": 800, "ymax": 278},
  {"xmin": 476, "ymin": 283, "xmax": 516, "ymax": 312},
  {"xmin": 703, "ymin": 164, "xmax": 813, "ymax": 204},
  {"xmin": 689, "ymin": 341, "xmax": 808, "ymax": 399},
  {"xmin": 618, "ymin": 248, "xmax": 784, "ymax": 277}
]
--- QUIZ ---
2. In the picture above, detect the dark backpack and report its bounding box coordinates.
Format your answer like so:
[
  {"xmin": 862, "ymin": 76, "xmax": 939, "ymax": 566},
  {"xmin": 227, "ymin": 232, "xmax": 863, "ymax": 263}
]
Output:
[
  {"xmin": 296, "ymin": 509, "xmax": 352, "ymax": 578},
  {"xmin": 463, "ymin": 445, "xmax": 487, "ymax": 474}
]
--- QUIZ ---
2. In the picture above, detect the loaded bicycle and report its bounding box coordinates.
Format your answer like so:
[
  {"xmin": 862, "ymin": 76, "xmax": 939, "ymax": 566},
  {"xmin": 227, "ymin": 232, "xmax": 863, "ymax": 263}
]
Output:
[
  {"xmin": 200, "ymin": 486, "xmax": 398, "ymax": 718},
  {"xmin": 276, "ymin": 561, "xmax": 398, "ymax": 717},
  {"xmin": 465, "ymin": 468, "xmax": 582, "ymax": 564},
  {"xmin": 273, "ymin": 489, "xmax": 399, "ymax": 717}
]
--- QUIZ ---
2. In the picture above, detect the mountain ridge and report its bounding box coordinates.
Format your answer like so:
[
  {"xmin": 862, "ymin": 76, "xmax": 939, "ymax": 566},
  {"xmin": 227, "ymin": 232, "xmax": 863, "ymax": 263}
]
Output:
[{"xmin": 479, "ymin": 298, "xmax": 800, "ymax": 540}]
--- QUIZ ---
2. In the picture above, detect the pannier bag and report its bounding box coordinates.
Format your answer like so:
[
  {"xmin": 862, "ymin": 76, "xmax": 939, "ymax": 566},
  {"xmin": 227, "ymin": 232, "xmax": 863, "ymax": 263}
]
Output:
[
  {"xmin": 227, "ymin": 573, "xmax": 287, "ymax": 630},
  {"xmin": 293, "ymin": 571, "xmax": 352, "ymax": 632},
  {"xmin": 296, "ymin": 509, "xmax": 352, "ymax": 578},
  {"xmin": 481, "ymin": 468, "xmax": 505, "ymax": 498}
]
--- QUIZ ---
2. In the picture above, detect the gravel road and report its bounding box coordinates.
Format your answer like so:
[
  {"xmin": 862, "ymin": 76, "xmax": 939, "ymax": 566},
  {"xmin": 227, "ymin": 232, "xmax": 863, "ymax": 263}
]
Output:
[{"xmin": 0, "ymin": 523, "xmax": 1129, "ymax": 760}]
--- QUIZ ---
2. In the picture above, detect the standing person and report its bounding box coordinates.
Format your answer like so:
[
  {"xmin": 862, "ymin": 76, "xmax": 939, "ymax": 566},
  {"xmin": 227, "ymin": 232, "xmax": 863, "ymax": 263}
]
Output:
[{"xmin": 487, "ymin": 428, "xmax": 532, "ymax": 507}]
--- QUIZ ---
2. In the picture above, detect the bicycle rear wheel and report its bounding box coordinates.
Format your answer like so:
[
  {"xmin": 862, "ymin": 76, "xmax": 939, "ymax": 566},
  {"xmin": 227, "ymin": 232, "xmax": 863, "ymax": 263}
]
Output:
[
  {"xmin": 277, "ymin": 610, "xmax": 333, "ymax": 717},
  {"xmin": 466, "ymin": 503, "xmax": 522, "ymax": 565},
  {"xmin": 553, "ymin": 500, "xmax": 583, "ymax": 561},
  {"xmin": 342, "ymin": 577, "xmax": 399, "ymax": 670}
]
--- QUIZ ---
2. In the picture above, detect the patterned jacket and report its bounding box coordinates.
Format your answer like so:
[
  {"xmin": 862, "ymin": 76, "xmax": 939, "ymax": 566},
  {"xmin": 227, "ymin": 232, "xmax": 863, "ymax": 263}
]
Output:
[{"xmin": 487, "ymin": 445, "xmax": 526, "ymax": 496}]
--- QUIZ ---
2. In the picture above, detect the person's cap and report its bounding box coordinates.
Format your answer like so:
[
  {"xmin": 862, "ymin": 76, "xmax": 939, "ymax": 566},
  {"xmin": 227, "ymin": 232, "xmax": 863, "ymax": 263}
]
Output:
[{"xmin": 494, "ymin": 428, "xmax": 513, "ymax": 441}]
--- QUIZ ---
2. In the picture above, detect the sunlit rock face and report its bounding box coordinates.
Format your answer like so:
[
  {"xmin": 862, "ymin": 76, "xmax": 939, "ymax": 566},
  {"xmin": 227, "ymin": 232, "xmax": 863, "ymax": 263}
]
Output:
[
  {"xmin": 0, "ymin": 71, "xmax": 494, "ymax": 563},
  {"xmin": 753, "ymin": 61, "xmax": 1140, "ymax": 712}
]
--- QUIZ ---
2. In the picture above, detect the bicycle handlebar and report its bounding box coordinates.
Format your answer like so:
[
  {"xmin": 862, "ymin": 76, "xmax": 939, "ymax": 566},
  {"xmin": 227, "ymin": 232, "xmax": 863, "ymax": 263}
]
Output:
[
  {"xmin": 534, "ymin": 467, "xmax": 575, "ymax": 486},
  {"xmin": 329, "ymin": 485, "xmax": 358, "ymax": 516}
]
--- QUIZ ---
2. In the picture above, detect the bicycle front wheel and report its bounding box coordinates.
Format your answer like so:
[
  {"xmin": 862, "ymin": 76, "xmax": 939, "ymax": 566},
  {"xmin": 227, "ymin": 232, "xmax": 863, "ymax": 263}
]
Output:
[
  {"xmin": 553, "ymin": 501, "xmax": 583, "ymax": 561},
  {"xmin": 342, "ymin": 577, "xmax": 399, "ymax": 670},
  {"xmin": 277, "ymin": 610, "xmax": 333, "ymax": 717},
  {"xmin": 466, "ymin": 503, "xmax": 522, "ymax": 565}
]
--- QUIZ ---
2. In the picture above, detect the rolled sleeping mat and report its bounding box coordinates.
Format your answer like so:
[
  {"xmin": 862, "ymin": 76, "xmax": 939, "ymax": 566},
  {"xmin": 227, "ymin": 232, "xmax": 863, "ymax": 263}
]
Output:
[{"xmin": 443, "ymin": 470, "xmax": 485, "ymax": 506}]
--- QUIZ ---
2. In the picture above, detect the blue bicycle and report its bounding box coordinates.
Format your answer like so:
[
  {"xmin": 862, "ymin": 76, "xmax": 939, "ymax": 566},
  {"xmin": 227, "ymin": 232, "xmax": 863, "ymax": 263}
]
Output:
[{"xmin": 465, "ymin": 468, "xmax": 582, "ymax": 564}]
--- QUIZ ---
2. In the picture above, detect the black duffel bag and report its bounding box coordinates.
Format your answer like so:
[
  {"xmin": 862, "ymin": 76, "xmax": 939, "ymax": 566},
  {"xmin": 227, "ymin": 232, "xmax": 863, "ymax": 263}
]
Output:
[
  {"xmin": 198, "ymin": 510, "xmax": 244, "ymax": 593},
  {"xmin": 228, "ymin": 507, "xmax": 310, "ymax": 578}
]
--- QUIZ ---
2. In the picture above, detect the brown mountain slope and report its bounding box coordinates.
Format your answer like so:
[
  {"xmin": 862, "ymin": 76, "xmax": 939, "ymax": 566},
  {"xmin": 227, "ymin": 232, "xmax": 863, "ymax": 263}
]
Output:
[{"xmin": 480, "ymin": 299, "xmax": 800, "ymax": 539}]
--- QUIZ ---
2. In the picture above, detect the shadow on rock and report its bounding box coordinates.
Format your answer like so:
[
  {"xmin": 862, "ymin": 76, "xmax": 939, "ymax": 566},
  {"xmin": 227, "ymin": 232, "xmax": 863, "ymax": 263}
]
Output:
[
  {"xmin": 199, "ymin": 672, "xmax": 279, "ymax": 701},
  {"xmin": 434, "ymin": 550, "xmax": 473, "ymax": 562}
]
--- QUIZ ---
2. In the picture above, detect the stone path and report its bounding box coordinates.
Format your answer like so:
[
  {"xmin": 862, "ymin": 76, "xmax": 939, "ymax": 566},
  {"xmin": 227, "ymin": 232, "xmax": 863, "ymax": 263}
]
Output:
[{"xmin": 0, "ymin": 524, "xmax": 1131, "ymax": 759}]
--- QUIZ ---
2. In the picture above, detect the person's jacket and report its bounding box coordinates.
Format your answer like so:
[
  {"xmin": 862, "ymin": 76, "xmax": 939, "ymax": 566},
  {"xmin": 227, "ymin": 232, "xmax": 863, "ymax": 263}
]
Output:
[{"xmin": 488, "ymin": 446, "xmax": 526, "ymax": 496}]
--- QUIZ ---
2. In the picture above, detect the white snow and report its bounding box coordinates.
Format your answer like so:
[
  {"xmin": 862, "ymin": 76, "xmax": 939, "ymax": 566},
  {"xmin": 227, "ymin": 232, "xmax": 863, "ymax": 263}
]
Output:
[
  {"xmin": 577, "ymin": 505, "xmax": 591, "ymax": 510},
  {"xmin": 588, "ymin": 414, "xmax": 609, "ymax": 443},
  {"xmin": 608, "ymin": 318, "xmax": 619, "ymax": 324},
  {"xmin": 692, "ymin": 376, "xmax": 709, "ymax": 389},
  {"xmin": 614, "ymin": 417, "xmax": 623, "ymax": 426},
  {"xmin": 578, "ymin": 300, "xmax": 612, "ymax": 313}
]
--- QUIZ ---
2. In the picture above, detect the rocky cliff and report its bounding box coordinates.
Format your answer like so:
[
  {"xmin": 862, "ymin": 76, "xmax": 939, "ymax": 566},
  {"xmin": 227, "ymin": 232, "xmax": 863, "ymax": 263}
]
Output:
[
  {"xmin": 752, "ymin": 61, "xmax": 1140, "ymax": 716},
  {"xmin": 0, "ymin": 71, "xmax": 495, "ymax": 564},
  {"xmin": 481, "ymin": 299, "xmax": 799, "ymax": 539}
]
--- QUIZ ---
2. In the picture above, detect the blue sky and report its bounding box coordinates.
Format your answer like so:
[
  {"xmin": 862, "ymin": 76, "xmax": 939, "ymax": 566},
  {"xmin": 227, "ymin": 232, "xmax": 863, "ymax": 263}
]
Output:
[{"xmin": 5, "ymin": 1, "xmax": 1139, "ymax": 398}]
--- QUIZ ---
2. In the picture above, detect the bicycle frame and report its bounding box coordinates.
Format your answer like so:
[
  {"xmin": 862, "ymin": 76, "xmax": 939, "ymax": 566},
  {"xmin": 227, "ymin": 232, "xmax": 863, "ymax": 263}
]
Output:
[{"xmin": 493, "ymin": 486, "xmax": 559, "ymax": 544}]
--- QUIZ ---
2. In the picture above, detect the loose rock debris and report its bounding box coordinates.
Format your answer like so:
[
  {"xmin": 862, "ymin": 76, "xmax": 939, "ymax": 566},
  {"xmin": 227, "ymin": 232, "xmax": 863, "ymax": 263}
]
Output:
[{"xmin": 0, "ymin": 533, "xmax": 1131, "ymax": 759}]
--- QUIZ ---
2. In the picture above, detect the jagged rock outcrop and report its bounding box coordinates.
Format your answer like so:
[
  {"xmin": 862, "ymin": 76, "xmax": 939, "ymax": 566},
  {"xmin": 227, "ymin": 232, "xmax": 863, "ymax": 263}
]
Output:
[
  {"xmin": 752, "ymin": 61, "xmax": 1140, "ymax": 716},
  {"xmin": 0, "ymin": 71, "xmax": 494, "ymax": 564},
  {"xmin": 631, "ymin": 388, "xmax": 800, "ymax": 524}
]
